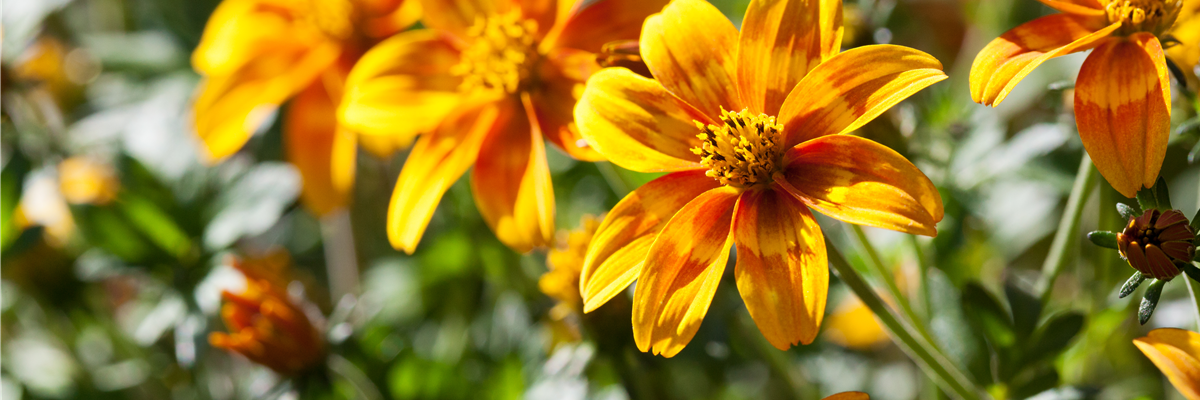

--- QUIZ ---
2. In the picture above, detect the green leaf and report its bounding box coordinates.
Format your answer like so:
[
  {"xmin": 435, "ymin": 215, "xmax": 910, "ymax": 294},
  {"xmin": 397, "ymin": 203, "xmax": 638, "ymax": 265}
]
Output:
[
  {"xmin": 1087, "ymin": 231, "xmax": 1119, "ymax": 249},
  {"xmin": 1005, "ymin": 282, "xmax": 1042, "ymax": 341},
  {"xmin": 118, "ymin": 194, "xmax": 192, "ymax": 259},
  {"xmin": 0, "ymin": 153, "xmax": 31, "ymax": 251},
  {"xmin": 1116, "ymin": 202, "xmax": 1140, "ymax": 221},
  {"xmin": 962, "ymin": 282, "xmax": 1016, "ymax": 349},
  {"xmin": 926, "ymin": 269, "xmax": 992, "ymax": 384},
  {"xmin": 1182, "ymin": 263, "xmax": 1200, "ymax": 284},
  {"xmin": 1023, "ymin": 312, "xmax": 1085, "ymax": 365},
  {"xmin": 1119, "ymin": 272, "xmax": 1145, "ymax": 298},
  {"xmin": 1139, "ymin": 279, "xmax": 1166, "ymax": 325},
  {"xmin": 1009, "ymin": 367, "xmax": 1059, "ymax": 400}
]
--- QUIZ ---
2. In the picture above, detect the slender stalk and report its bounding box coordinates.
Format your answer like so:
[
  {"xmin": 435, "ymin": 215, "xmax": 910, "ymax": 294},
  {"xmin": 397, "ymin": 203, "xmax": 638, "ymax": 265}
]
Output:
[
  {"xmin": 1035, "ymin": 155, "xmax": 1097, "ymax": 304},
  {"xmin": 321, "ymin": 210, "xmax": 360, "ymax": 301},
  {"xmin": 909, "ymin": 235, "xmax": 934, "ymax": 320},
  {"xmin": 595, "ymin": 161, "xmax": 632, "ymax": 197},
  {"xmin": 828, "ymin": 243, "xmax": 985, "ymax": 400},
  {"xmin": 850, "ymin": 225, "xmax": 930, "ymax": 340},
  {"xmin": 1186, "ymin": 277, "xmax": 1200, "ymax": 331}
]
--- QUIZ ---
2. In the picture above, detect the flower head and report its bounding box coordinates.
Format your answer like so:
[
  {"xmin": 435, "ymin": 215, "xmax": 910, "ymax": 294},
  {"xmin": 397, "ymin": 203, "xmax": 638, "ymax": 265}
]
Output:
[
  {"xmin": 1134, "ymin": 328, "xmax": 1200, "ymax": 400},
  {"xmin": 1117, "ymin": 209, "xmax": 1197, "ymax": 280},
  {"xmin": 58, "ymin": 157, "xmax": 120, "ymax": 206},
  {"xmin": 574, "ymin": 0, "xmax": 945, "ymax": 356},
  {"xmin": 339, "ymin": 0, "xmax": 670, "ymax": 253},
  {"xmin": 969, "ymin": 0, "xmax": 1194, "ymax": 197},
  {"xmin": 209, "ymin": 254, "xmax": 325, "ymax": 375},
  {"xmin": 191, "ymin": 0, "xmax": 420, "ymax": 216}
]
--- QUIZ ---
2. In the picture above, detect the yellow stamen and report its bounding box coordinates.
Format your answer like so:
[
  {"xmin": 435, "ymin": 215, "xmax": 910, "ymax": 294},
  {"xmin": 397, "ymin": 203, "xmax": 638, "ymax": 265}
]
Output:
[
  {"xmin": 691, "ymin": 108, "xmax": 785, "ymax": 189},
  {"xmin": 1105, "ymin": 0, "xmax": 1182, "ymax": 35},
  {"xmin": 452, "ymin": 11, "xmax": 539, "ymax": 95}
]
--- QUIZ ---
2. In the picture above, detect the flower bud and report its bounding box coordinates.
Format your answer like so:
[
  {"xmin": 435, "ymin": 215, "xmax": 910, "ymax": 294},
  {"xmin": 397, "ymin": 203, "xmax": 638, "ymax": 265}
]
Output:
[{"xmin": 1117, "ymin": 209, "xmax": 1197, "ymax": 280}]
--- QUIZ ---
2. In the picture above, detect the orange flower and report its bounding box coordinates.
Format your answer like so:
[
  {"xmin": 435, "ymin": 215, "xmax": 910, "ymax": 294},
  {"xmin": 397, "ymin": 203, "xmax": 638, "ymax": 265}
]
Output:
[
  {"xmin": 191, "ymin": 0, "xmax": 420, "ymax": 216},
  {"xmin": 339, "ymin": 0, "xmax": 669, "ymax": 253},
  {"xmin": 539, "ymin": 214, "xmax": 602, "ymax": 319},
  {"xmin": 969, "ymin": 0, "xmax": 1191, "ymax": 197},
  {"xmin": 1134, "ymin": 328, "xmax": 1200, "ymax": 399},
  {"xmin": 209, "ymin": 254, "xmax": 325, "ymax": 375},
  {"xmin": 574, "ymin": 0, "xmax": 945, "ymax": 356}
]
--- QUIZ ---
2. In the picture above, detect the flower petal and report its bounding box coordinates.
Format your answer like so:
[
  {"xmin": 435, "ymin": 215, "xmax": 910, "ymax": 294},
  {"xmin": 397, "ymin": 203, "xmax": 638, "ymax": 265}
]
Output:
[
  {"xmin": 777, "ymin": 44, "xmax": 946, "ymax": 147},
  {"xmin": 192, "ymin": 0, "xmax": 317, "ymax": 76},
  {"xmin": 969, "ymin": 14, "xmax": 1117, "ymax": 107},
  {"xmin": 550, "ymin": 0, "xmax": 669, "ymax": 53},
  {"xmin": 386, "ymin": 97, "xmax": 505, "ymax": 253},
  {"xmin": 1035, "ymin": 0, "xmax": 1104, "ymax": 16},
  {"xmin": 779, "ymin": 135, "xmax": 943, "ymax": 236},
  {"xmin": 823, "ymin": 392, "xmax": 870, "ymax": 400},
  {"xmin": 1134, "ymin": 328, "xmax": 1200, "ymax": 400},
  {"xmin": 284, "ymin": 79, "xmax": 357, "ymax": 217},
  {"xmin": 1167, "ymin": 2, "xmax": 1200, "ymax": 88},
  {"xmin": 530, "ymin": 48, "xmax": 604, "ymax": 161},
  {"xmin": 639, "ymin": 0, "xmax": 742, "ymax": 118},
  {"xmin": 633, "ymin": 186, "xmax": 738, "ymax": 357},
  {"xmin": 1074, "ymin": 34, "xmax": 1171, "ymax": 198},
  {"xmin": 418, "ymin": 0, "xmax": 511, "ymax": 40},
  {"xmin": 736, "ymin": 0, "xmax": 843, "ymax": 115},
  {"xmin": 574, "ymin": 67, "xmax": 707, "ymax": 172},
  {"xmin": 732, "ymin": 188, "xmax": 828, "ymax": 350},
  {"xmin": 471, "ymin": 94, "xmax": 555, "ymax": 253},
  {"xmin": 339, "ymin": 30, "xmax": 462, "ymax": 144},
  {"xmin": 580, "ymin": 170, "xmax": 720, "ymax": 312},
  {"xmin": 194, "ymin": 42, "xmax": 341, "ymax": 162}
]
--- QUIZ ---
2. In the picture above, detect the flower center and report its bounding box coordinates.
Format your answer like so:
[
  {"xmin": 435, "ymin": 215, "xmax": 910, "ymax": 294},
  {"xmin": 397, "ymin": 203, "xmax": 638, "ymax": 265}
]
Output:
[
  {"xmin": 305, "ymin": 0, "xmax": 355, "ymax": 40},
  {"xmin": 1104, "ymin": 0, "xmax": 1181, "ymax": 35},
  {"xmin": 691, "ymin": 108, "xmax": 785, "ymax": 189},
  {"xmin": 453, "ymin": 11, "xmax": 540, "ymax": 95}
]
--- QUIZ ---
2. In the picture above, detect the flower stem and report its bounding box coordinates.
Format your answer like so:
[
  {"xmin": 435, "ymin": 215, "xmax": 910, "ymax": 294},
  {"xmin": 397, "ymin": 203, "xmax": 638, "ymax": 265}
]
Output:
[
  {"xmin": 1035, "ymin": 155, "xmax": 1097, "ymax": 304},
  {"xmin": 1187, "ymin": 269, "xmax": 1200, "ymax": 331},
  {"xmin": 828, "ymin": 243, "xmax": 985, "ymax": 400},
  {"xmin": 850, "ymin": 225, "xmax": 930, "ymax": 340},
  {"xmin": 909, "ymin": 235, "xmax": 934, "ymax": 320}
]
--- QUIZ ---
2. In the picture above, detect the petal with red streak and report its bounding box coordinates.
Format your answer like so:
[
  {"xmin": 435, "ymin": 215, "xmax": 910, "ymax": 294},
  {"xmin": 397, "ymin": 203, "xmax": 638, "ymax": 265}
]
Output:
[
  {"xmin": 639, "ymin": 0, "xmax": 742, "ymax": 118},
  {"xmin": 736, "ymin": 0, "xmax": 843, "ymax": 115}
]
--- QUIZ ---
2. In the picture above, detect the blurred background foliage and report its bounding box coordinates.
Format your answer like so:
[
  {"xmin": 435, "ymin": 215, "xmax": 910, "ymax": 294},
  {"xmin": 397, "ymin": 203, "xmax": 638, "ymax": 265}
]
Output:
[{"xmin": 2, "ymin": 0, "xmax": 1200, "ymax": 399}]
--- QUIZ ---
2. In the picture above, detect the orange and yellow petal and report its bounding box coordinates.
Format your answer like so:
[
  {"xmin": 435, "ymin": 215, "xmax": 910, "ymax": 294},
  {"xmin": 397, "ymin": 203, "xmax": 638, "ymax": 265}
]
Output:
[
  {"xmin": 777, "ymin": 44, "xmax": 946, "ymax": 147},
  {"xmin": 732, "ymin": 188, "xmax": 828, "ymax": 350},
  {"xmin": 1035, "ymin": 0, "xmax": 1105, "ymax": 16},
  {"xmin": 574, "ymin": 67, "xmax": 708, "ymax": 172},
  {"xmin": 633, "ymin": 186, "xmax": 739, "ymax": 357},
  {"xmin": 550, "ymin": 0, "xmax": 671, "ymax": 53},
  {"xmin": 194, "ymin": 42, "xmax": 340, "ymax": 162},
  {"xmin": 418, "ymin": 0, "xmax": 510, "ymax": 41},
  {"xmin": 284, "ymin": 79, "xmax": 357, "ymax": 217},
  {"xmin": 779, "ymin": 135, "xmax": 943, "ymax": 236},
  {"xmin": 362, "ymin": 0, "xmax": 424, "ymax": 39},
  {"xmin": 1074, "ymin": 33, "xmax": 1170, "ymax": 198},
  {"xmin": 736, "ymin": 0, "xmax": 842, "ymax": 115},
  {"xmin": 386, "ymin": 97, "xmax": 506, "ymax": 253},
  {"xmin": 471, "ymin": 95, "xmax": 555, "ymax": 253},
  {"xmin": 1133, "ymin": 328, "xmax": 1200, "ymax": 400},
  {"xmin": 580, "ymin": 170, "xmax": 720, "ymax": 312},
  {"xmin": 639, "ymin": 0, "xmax": 742, "ymax": 119},
  {"xmin": 969, "ymin": 14, "xmax": 1117, "ymax": 107},
  {"xmin": 531, "ymin": 48, "xmax": 604, "ymax": 161},
  {"xmin": 192, "ymin": 0, "xmax": 316, "ymax": 76},
  {"xmin": 823, "ymin": 393, "xmax": 869, "ymax": 400},
  {"xmin": 339, "ymin": 30, "xmax": 462, "ymax": 144}
]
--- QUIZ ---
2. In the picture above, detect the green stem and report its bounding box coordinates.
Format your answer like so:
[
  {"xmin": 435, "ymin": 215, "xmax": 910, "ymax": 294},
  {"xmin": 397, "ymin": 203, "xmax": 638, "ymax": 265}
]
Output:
[
  {"xmin": 909, "ymin": 235, "xmax": 934, "ymax": 320},
  {"xmin": 596, "ymin": 161, "xmax": 632, "ymax": 197},
  {"xmin": 1035, "ymin": 155, "xmax": 1097, "ymax": 304},
  {"xmin": 850, "ymin": 225, "xmax": 930, "ymax": 340},
  {"xmin": 1188, "ymin": 268, "xmax": 1200, "ymax": 331},
  {"xmin": 828, "ymin": 243, "xmax": 985, "ymax": 400}
]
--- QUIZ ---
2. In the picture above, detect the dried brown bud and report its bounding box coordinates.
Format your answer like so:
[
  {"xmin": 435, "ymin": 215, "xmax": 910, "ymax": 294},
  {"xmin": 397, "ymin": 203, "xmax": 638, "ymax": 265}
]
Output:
[
  {"xmin": 1117, "ymin": 209, "xmax": 1197, "ymax": 280},
  {"xmin": 596, "ymin": 40, "xmax": 652, "ymax": 78}
]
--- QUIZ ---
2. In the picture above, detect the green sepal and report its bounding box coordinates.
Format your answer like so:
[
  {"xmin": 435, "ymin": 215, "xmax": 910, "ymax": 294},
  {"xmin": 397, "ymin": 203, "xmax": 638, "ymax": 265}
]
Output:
[
  {"xmin": 1116, "ymin": 203, "xmax": 1140, "ymax": 221},
  {"xmin": 1153, "ymin": 177, "xmax": 1171, "ymax": 210},
  {"xmin": 1119, "ymin": 271, "xmax": 1145, "ymax": 299},
  {"xmin": 1087, "ymin": 231, "xmax": 1119, "ymax": 249},
  {"xmin": 1139, "ymin": 279, "xmax": 1166, "ymax": 325},
  {"xmin": 1136, "ymin": 186, "xmax": 1159, "ymax": 211}
]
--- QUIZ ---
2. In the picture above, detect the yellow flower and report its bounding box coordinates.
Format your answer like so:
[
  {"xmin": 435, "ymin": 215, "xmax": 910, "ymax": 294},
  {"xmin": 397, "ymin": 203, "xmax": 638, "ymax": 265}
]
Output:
[
  {"xmin": 574, "ymin": 0, "xmax": 945, "ymax": 356},
  {"xmin": 191, "ymin": 0, "xmax": 420, "ymax": 216},
  {"xmin": 209, "ymin": 253, "xmax": 325, "ymax": 375},
  {"xmin": 539, "ymin": 214, "xmax": 602, "ymax": 319},
  {"xmin": 58, "ymin": 157, "xmax": 120, "ymax": 206},
  {"xmin": 969, "ymin": 0, "xmax": 1192, "ymax": 197},
  {"xmin": 824, "ymin": 296, "xmax": 890, "ymax": 350},
  {"xmin": 339, "ymin": 0, "xmax": 670, "ymax": 253},
  {"xmin": 1134, "ymin": 328, "xmax": 1200, "ymax": 400},
  {"xmin": 1167, "ymin": 0, "xmax": 1200, "ymax": 86}
]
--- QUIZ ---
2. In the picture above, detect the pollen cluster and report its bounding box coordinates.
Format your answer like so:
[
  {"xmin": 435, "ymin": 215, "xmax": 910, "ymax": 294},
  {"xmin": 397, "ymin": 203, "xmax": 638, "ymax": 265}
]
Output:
[
  {"xmin": 691, "ymin": 108, "xmax": 785, "ymax": 189},
  {"xmin": 1104, "ymin": 0, "xmax": 1182, "ymax": 35},
  {"xmin": 453, "ymin": 11, "xmax": 540, "ymax": 95}
]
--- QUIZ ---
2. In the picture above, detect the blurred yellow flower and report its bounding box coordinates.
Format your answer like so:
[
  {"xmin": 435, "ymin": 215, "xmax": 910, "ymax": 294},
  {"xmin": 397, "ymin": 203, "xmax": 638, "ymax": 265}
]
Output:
[
  {"xmin": 539, "ymin": 214, "xmax": 602, "ymax": 319},
  {"xmin": 16, "ymin": 173, "xmax": 76, "ymax": 247},
  {"xmin": 824, "ymin": 296, "xmax": 890, "ymax": 350},
  {"xmin": 1134, "ymin": 328, "xmax": 1200, "ymax": 400},
  {"xmin": 969, "ymin": 0, "xmax": 1192, "ymax": 197},
  {"xmin": 209, "ymin": 253, "xmax": 326, "ymax": 375},
  {"xmin": 58, "ymin": 157, "xmax": 120, "ymax": 206},
  {"xmin": 191, "ymin": 0, "xmax": 420, "ymax": 216},
  {"xmin": 1167, "ymin": 0, "xmax": 1200, "ymax": 86},
  {"xmin": 575, "ymin": 0, "xmax": 945, "ymax": 356},
  {"xmin": 340, "ymin": 0, "xmax": 669, "ymax": 254}
]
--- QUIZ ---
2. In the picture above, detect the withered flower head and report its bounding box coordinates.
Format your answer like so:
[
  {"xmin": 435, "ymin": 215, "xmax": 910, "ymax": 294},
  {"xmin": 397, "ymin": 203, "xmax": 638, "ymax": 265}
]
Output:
[
  {"xmin": 1117, "ymin": 209, "xmax": 1196, "ymax": 280},
  {"xmin": 209, "ymin": 254, "xmax": 325, "ymax": 375}
]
